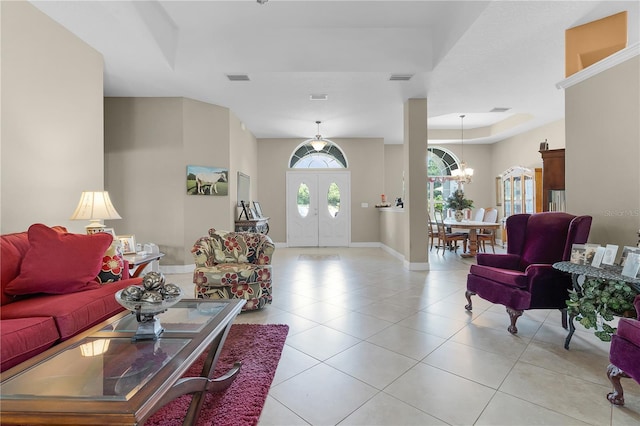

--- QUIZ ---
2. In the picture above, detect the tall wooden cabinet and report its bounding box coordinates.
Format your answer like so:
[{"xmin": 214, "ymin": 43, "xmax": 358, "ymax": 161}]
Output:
[{"xmin": 540, "ymin": 148, "xmax": 565, "ymax": 211}]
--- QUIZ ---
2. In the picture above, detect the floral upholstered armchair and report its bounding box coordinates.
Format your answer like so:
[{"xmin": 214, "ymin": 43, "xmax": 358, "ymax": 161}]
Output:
[{"xmin": 192, "ymin": 228, "xmax": 274, "ymax": 311}]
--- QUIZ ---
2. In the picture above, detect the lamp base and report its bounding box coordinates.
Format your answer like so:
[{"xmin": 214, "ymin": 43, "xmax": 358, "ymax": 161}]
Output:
[{"xmin": 85, "ymin": 220, "xmax": 106, "ymax": 235}]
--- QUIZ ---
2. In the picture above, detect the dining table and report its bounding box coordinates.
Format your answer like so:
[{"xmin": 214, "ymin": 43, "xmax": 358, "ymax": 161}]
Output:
[{"xmin": 442, "ymin": 218, "xmax": 501, "ymax": 258}]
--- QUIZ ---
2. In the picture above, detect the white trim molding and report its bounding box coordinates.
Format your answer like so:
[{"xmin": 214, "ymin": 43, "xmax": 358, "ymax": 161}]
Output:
[{"xmin": 557, "ymin": 42, "xmax": 640, "ymax": 90}]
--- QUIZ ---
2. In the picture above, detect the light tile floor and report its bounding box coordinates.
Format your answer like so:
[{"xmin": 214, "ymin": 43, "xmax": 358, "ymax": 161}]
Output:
[{"xmin": 167, "ymin": 247, "xmax": 640, "ymax": 425}]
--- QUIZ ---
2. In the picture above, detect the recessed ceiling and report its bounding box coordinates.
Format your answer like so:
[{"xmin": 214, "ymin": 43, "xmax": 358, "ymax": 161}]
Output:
[{"xmin": 30, "ymin": 0, "xmax": 639, "ymax": 144}]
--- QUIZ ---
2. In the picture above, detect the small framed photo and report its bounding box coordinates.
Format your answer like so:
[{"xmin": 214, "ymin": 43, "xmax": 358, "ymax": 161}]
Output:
[
  {"xmin": 621, "ymin": 252, "xmax": 640, "ymax": 279},
  {"xmin": 602, "ymin": 244, "xmax": 619, "ymax": 265},
  {"xmin": 570, "ymin": 244, "xmax": 586, "ymax": 264},
  {"xmin": 591, "ymin": 246, "xmax": 606, "ymax": 268},
  {"xmin": 253, "ymin": 201, "xmax": 263, "ymax": 218},
  {"xmin": 620, "ymin": 246, "xmax": 640, "ymax": 267},
  {"xmin": 102, "ymin": 228, "xmax": 116, "ymax": 240},
  {"xmin": 117, "ymin": 235, "xmax": 136, "ymax": 254},
  {"xmin": 249, "ymin": 207, "xmax": 258, "ymax": 220}
]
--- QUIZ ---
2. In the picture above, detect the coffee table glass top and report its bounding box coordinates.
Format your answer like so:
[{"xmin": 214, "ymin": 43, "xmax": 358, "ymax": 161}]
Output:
[
  {"xmin": 0, "ymin": 300, "xmax": 230, "ymax": 401},
  {"xmin": 0, "ymin": 338, "xmax": 189, "ymax": 400}
]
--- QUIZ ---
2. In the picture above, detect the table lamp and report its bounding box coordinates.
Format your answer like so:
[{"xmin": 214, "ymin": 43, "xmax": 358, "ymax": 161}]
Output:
[{"xmin": 70, "ymin": 191, "xmax": 122, "ymax": 234}]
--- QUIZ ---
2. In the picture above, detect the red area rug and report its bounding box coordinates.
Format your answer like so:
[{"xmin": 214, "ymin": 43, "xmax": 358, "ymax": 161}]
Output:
[{"xmin": 146, "ymin": 323, "xmax": 289, "ymax": 426}]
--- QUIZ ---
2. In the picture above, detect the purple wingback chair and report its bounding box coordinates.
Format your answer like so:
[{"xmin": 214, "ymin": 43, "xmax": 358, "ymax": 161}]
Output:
[
  {"xmin": 607, "ymin": 294, "xmax": 640, "ymax": 406},
  {"xmin": 465, "ymin": 212, "xmax": 592, "ymax": 334}
]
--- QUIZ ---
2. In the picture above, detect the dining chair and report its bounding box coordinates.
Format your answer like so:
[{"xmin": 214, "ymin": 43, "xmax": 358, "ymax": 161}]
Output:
[
  {"xmin": 433, "ymin": 210, "xmax": 467, "ymax": 254},
  {"xmin": 478, "ymin": 207, "xmax": 499, "ymax": 253},
  {"xmin": 473, "ymin": 208, "xmax": 485, "ymax": 222},
  {"xmin": 427, "ymin": 211, "xmax": 438, "ymax": 251}
]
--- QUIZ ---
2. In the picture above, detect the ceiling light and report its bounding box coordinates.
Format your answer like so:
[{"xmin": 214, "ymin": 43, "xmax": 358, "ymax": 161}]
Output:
[
  {"xmin": 490, "ymin": 107, "xmax": 511, "ymax": 112},
  {"xmin": 257, "ymin": 0, "xmax": 268, "ymax": 4},
  {"xmin": 310, "ymin": 94, "xmax": 328, "ymax": 101},
  {"xmin": 310, "ymin": 121, "xmax": 328, "ymax": 151},
  {"xmin": 451, "ymin": 115, "xmax": 474, "ymax": 184}
]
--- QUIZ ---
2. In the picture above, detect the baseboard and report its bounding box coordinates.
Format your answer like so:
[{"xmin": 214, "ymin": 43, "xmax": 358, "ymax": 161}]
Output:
[
  {"xmin": 349, "ymin": 242, "xmax": 380, "ymax": 248},
  {"xmin": 403, "ymin": 260, "xmax": 430, "ymax": 271}
]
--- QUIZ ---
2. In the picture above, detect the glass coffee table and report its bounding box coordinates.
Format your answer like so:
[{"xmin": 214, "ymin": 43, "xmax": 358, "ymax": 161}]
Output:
[{"xmin": 0, "ymin": 298, "xmax": 245, "ymax": 425}]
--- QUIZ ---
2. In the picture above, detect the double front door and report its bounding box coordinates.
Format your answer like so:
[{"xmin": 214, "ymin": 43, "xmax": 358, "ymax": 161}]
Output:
[{"xmin": 286, "ymin": 171, "xmax": 350, "ymax": 247}]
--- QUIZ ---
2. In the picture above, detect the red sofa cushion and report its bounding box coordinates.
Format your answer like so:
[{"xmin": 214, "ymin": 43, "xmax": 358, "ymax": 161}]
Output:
[
  {"xmin": 1, "ymin": 317, "xmax": 59, "ymax": 372},
  {"xmin": 5, "ymin": 224, "xmax": 112, "ymax": 296},
  {"xmin": 1, "ymin": 278, "xmax": 140, "ymax": 340}
]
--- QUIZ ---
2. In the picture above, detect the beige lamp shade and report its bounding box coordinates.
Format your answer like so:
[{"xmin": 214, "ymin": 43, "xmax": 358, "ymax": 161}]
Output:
[{"xmin": 70, "ymin": 191, "xmax": 122, "ymax": 234}]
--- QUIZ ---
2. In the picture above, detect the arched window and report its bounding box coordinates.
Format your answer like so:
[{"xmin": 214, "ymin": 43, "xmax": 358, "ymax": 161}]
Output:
[
  {"xmin": 427, "ymin": 147, "xmax": 462, "ymax": 214},
  {"xmin": 289, "ymin": 141, "xmax": 347, "ymax": 169}
]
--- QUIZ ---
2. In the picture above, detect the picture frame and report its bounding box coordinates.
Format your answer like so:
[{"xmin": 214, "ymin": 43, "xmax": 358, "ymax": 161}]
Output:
[
  {"xmin": 602, "ymin": 244, "xmax": 619, "ymax": 265},
  {"xmin": 186, "ymin": 165, "xmax": 228, "ymax": 196},
  {"xmin": 591, "ymin": 246, "xmax": 606, "ymax": 268},
  {"xmin": 103, "ymin": 228, "xmax": 116, "ymax": 241},
  {"xmin": 621, "ymin": 252, "xmax": 640, "ymax": 279},
  {"xmin": 249, "ymin": 207, "xmax": 258, "ymax": 220},
  {"xmin": 117, "ymin": 235, "xmax": 136, "ymax": 254},
  {"xmin": 620, "ymin": 246, "xmax": 640, "ymax": 267},
  {"xmin": 253, "ymin": 201, "xmax": 263, "ymax": 218},
  {"xmin": 239, "ymin": 200, "xmax": 250, "ymax": 220},
  {"xmin": 570, "ymin": 244, "xmax": 586, "ymax": 264}
]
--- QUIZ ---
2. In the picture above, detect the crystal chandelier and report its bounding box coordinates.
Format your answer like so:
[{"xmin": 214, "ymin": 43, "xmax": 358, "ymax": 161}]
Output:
[
  {"xmin": 310, "ymin": 121, "xmax": 329, "ymax": 151},
  {"xmin": 451, "ymin": 114, "xmax": 474, "ymax": 184}
]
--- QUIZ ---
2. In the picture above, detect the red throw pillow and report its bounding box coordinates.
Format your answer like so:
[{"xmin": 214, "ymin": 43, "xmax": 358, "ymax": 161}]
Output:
[{"xmin": 5, "ymin": 224, "xmax": 112, "ymax": 295}]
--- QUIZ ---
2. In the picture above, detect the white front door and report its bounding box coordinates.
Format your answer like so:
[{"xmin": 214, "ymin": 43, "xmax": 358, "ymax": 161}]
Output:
[{"xmin": 286, "ymin": 171, "xmax": 350, "ymax": 247}]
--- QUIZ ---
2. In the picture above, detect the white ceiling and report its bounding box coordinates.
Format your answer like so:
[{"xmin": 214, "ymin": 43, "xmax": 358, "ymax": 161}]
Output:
[{"xmin": 31, "ymin": 0, "xmax": 639, "ymax": 145}]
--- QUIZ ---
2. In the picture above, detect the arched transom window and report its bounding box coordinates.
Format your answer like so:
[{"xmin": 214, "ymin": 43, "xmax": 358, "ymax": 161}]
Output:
[
  {"xmin": 289, "ymin": 141, "xmax": 347, "ymax": 169},
  {"xmin": 427, "ymin": 147, "xmax": 463, "ymax": 214}
]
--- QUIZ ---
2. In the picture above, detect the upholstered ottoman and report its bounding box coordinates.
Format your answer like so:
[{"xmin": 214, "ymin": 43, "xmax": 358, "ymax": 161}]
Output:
[{"xmin": 192, "ymin": 229, "xmax": 274, "ymax": 311}]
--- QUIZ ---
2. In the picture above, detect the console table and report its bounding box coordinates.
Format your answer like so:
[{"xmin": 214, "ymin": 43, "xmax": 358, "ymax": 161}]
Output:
[
  {"xmin": 235, "ymin": 217, "xmax": 269, "ymax": 234},
  {"xmin": 553, "ymin": 261, "xmax": 640, "ymax": 349}
]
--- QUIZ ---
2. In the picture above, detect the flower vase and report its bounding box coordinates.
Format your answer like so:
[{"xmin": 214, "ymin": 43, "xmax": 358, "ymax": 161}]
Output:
[{"xmin": 454, "ymin": 210, "xmax": 464, "ymax": 222}]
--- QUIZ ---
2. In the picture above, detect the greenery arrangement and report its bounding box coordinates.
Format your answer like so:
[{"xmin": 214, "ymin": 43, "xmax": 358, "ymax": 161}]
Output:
[
  {"xmin": 566, "ymin": 277, "xmax": 637, "ymax": 341},
  {"xmin": 445, "ymin": 189, "xmax": 473, "ymax": 210}
]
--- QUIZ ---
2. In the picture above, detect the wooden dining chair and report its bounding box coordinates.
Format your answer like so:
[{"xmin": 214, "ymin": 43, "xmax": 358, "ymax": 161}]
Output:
[
  {"xmin": 478, "ymin": 207, "xmax": 498, "ymax": 253},
  {"xmin": 427, "ymin": 211, "xmax": 438, "ymax": 251},
  {"xmin": 433, "ymin": 210, "xmax": 467, "ymax": 254}
]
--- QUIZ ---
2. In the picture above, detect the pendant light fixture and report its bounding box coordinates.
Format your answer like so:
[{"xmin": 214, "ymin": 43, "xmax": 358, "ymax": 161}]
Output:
[
  {"xmin": 310, "ymin": 120, "xmax": 328, "ymax": 151},
  {"xmin": 451, "ymin": 114, "xmax": 474, "ymax": 184}
]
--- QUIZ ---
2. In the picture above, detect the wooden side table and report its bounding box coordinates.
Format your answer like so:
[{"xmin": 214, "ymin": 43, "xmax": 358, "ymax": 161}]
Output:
[{"xmin": 123, "ymin": 252, "xmax": 165, "ymax": 278}]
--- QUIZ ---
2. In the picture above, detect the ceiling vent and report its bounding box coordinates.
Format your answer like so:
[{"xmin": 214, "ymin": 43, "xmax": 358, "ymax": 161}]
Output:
[
  {"xmin": 490, "ymin": 107, "xmax": 511, "ymax": 112},
  {"xmin": 389, "ymin": 74, "xmax": 413, "ymax": 81},
  {"xmin": 310, "ymin": 94, "xmax": 328, "ymax": 101},
  {"xmin": 226, "ymin": 74, "xmax": 250, "ymax": 81}
]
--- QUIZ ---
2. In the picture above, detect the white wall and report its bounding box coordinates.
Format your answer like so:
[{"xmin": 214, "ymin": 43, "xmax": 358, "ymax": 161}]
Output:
[{"xmin": 1, "ymin": 1, "xmax": 104, "ymax": 234}]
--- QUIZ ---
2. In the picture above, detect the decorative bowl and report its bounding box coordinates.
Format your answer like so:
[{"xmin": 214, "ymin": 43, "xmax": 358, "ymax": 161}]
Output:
[{"xmin": 115, "ymin": 287, "xmax": 183, "ymax": 315}]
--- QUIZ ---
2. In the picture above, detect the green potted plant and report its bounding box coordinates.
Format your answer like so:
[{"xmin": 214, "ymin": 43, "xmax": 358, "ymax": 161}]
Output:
[
  {"xmin": 566, "ymin": 277, "xmax": 638, "ymax": 341},
  {"xmin": 445, "ymin": 189, "xmax": 473, "ymax": 222}
]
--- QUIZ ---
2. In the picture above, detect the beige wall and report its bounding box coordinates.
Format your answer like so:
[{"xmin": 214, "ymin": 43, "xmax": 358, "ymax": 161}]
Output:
[
  {"xmin": 104, "ymin": 97, "xmax": 246, "ymax": 265},
  {"xmin": 257, "ymin": 137, "xmax": 384, "ymax": 244},
  {"xmin": 384, "ymin": 145, "xmax": 404, "ymax": 202},
  {"xmin": 1, "ymin": 1, "xmax": 104, "ymax": 234},
  {"xmin": 565, "ymin": 55, "xmax": 640, "ymax": 248}
]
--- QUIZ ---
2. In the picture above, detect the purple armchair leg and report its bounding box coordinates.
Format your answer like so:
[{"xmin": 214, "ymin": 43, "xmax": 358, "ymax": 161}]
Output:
[
  {"xmin": 607, "ymin": 363, "xmax": 630, "ymax": 406},
  {"xmin": 506, "ymin": 307, "xmax": 523, "ymax": 334},
  {"xmin": 465, "ymin": 290, "xmax": 475, "ymax": 311}
]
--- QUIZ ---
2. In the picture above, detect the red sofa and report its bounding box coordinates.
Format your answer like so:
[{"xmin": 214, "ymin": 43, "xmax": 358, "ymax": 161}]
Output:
[{"xmin": 1, "ymin": 224, "xmax": 142, "ymax": 372}]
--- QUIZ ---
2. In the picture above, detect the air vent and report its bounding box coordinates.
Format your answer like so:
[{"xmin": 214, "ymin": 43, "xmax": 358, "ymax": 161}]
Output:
[
  {"xmin": 490, "ymin": 107, "xmax": 511, "ymax": 112},
  {"xmin": 389, "ymin": 74, "xmax": 413, "ymax": 81},
  {"xmin": 226, "ymin": 74, "xmax": 250, "ymax": 81},
  {"xmin": 310, "ymin": 94, "xmax": 328, "ymax": 101}
]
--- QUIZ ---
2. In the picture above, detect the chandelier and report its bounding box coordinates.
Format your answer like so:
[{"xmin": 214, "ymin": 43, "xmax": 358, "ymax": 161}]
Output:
[
  {"xmin": 310, "ymin": 120, "xmax": 329, "ymax": 151},
  {"xmin": 451, "ymin": 114, "xmax": 474, "ymax": 184}
]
